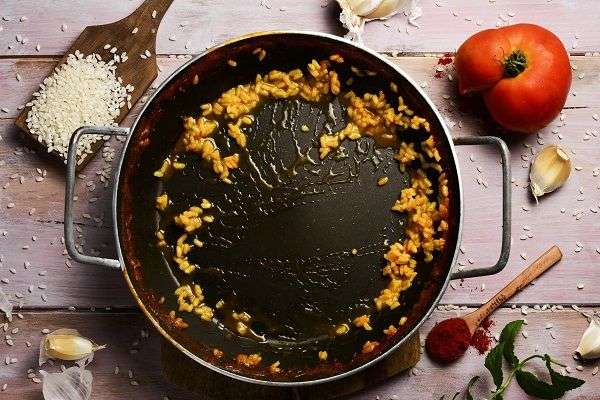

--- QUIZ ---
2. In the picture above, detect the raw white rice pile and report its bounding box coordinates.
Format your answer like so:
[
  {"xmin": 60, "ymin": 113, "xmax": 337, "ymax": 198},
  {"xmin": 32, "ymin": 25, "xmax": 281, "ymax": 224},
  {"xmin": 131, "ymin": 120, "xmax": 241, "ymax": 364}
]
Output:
[{"xmin": 26, "ymin": 50, "xmax": 129, "ymax": 163}]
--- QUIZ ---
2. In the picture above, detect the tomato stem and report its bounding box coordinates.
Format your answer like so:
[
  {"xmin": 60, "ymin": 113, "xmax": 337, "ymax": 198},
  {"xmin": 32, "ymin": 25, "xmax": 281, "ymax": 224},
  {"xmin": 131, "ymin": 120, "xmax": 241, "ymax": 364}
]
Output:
[{"xmin": 504, "ymin": 50, "xmax": 527, "ymax": 78}]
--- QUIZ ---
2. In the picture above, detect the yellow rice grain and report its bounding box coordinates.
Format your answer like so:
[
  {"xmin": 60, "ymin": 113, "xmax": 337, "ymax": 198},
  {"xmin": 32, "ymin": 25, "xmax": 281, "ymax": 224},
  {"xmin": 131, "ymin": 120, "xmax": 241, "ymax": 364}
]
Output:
[
  {"xmin": 361, "ymin": 340, "xmax": 379, "ymax": 354},
  {"xmin": 155, "ymin": 193, "xmax": 169, "ymax": 210},
  {"xmin": 174, "ymin": 206, "xmax": 204, "ymax": 233},
  {"xmin": 353, "ymin": 314, "xmax": 372, "ymax": 331},
  {"xmin": 377, "ymin": 176, "xmax": 389, "ymax": 186},
  {"xmin": 383, "ymin": 325, "xmax": 397, "ymax": 336},
  {"xmin": 335, "ymin": 324, "xmax": 349, "ymax": 335},
  {"xmin": 329, "ymin": 54, "xmax": 344, "ymax": 63},
  {"xmin": 213, "ymin": 348, "xmax": 224, "ymax": 358},
  {"xmin": 236, "ymin": 353, "xmax": 262, "ymax": 367},
  {"xmin": 269, "ymin": 361, "xmax": 281, "ymax": 373}
]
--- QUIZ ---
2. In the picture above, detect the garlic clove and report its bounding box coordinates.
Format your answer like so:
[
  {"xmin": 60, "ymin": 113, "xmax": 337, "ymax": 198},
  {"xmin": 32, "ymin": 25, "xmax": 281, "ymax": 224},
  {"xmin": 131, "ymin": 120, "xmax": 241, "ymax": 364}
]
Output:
[
  {"xmin": 529, "ymin": 144, "xmax": 571, "ymax": 201},
  {"xmin": 576, "ymin": 317, "xmax": 600, "ymax": 360},
  {"xmin": 39, "ymin": 329, "xmax": 106, "ymax": 366},
  {"xmin": 345, "ymin": 0, "xmax": 383, "ymax": 17},
  {"xmin": 336, "ymin": 0, "xmax": 420, "ymax": 41},
  {"xmin": 365, "ymin": 0, "xmax": 405, "ymax": 19}
]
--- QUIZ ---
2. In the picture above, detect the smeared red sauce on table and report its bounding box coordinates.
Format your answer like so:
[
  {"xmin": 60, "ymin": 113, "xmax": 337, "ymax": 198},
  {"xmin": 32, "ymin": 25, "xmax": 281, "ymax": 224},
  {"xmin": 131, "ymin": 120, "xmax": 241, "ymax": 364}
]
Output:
[{"xmin": 434, "ymin": 53, "xmax": 454, "ymax": 78}]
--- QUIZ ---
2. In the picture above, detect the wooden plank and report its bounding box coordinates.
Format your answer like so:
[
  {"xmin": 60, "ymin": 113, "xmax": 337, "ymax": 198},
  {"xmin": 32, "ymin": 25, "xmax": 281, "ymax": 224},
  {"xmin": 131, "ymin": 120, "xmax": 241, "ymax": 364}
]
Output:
[
  {"xmin": 0, "ymin": 119, "xmax": 117, "ymax": 227},
  {"xmin": 1, "ymin": 55, "xmax": 600, "ymax": 307},
  {"xmin": 0, "ymin": 308, "xmax": 595, "ymax": 399},
  {"xmin": 1, "ymin": 55, "xmax": 598, "ymax": 120},
  {"xmin": 1, "ymin": 1, "xmax": 600, "ymax": 56},
  {"xmin": 0, "ymin": 219, "xmax": 133, "ymax": 308},
  {"xmin": 1, "ymin": 2, "xmax": 597, "ymax": 397}
]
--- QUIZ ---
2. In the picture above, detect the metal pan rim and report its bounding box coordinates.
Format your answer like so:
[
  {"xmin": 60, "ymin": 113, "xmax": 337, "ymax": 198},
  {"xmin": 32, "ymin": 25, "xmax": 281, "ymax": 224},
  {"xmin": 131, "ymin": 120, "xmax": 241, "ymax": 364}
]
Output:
[{"xmin": 112, "ymin": 30, "xmax": 464, "ymax": 387}]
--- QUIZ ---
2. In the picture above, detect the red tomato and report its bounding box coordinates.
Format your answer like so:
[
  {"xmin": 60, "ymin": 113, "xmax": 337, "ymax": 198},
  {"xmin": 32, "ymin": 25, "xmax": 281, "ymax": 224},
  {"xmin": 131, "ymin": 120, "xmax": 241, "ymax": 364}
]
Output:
[{"xmin": 455, "ymin": 24, "xmax": 571, "ymax": 133}]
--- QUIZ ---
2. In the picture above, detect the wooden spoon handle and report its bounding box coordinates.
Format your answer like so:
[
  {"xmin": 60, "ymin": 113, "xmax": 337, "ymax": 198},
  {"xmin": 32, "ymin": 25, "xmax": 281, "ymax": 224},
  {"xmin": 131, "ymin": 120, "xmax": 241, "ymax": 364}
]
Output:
[{"xmin": 465, "ymin": 245, "xmax": 562, "ymax": 331}]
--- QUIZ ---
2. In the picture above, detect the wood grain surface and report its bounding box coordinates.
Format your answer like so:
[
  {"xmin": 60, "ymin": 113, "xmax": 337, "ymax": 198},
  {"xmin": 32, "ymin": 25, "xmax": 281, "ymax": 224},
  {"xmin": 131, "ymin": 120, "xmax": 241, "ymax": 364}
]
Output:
[
  {"xmin": 1, "ymin": 1, "xmax": 599, "ymax": 398},
  {"xmin": 0, "ymin": 309, "xmax": 595, "ymax": 399},
  {"xmin": 1, "ymin": 0, "xmax": 599, "ymax": 55}
]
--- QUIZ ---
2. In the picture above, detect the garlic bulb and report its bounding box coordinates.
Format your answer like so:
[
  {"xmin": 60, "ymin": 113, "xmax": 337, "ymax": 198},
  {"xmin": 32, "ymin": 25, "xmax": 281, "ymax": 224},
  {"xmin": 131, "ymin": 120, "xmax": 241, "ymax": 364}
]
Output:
[
  {"xmin": 529, "ymin": 145, "xmax": 571, "ymax": 201},
  {"xmin": 576, "ymin": 317, "xmax": 600, "ymax": 360},
  {"xmin": 337, "ymin": 0, "xmax": 421, "ymax": 42},
  {"xmin": 41, "ymin": 366, "xmax": 93, "ymax": 400},
  {"xmin": 39, "ymin": 329, "xmax": 106, "ymax": 366}
]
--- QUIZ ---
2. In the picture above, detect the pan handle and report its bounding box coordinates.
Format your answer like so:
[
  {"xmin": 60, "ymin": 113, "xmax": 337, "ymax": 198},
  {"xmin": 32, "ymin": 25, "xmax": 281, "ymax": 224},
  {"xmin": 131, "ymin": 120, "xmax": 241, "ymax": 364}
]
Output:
[
  {"xmin": 450, "ymin": 136, "xmax": 511, "ymax": 280},
  {"xmin": 64, "ymin": 126, "xmax": 130, "ymax": 270}
]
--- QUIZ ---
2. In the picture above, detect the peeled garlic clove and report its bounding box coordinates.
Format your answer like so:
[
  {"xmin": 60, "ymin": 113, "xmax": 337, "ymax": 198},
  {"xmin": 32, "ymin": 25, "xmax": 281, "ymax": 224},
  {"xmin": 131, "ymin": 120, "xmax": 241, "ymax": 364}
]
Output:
[
  {"xmin": 576, "ymin": 317, "xmax": 600, "ymax": 360},
  {"xmin": 529, "ymin": 144, "xmax": 571, "ymax": 201},
  {"xmin": 41, "ymin": 366, "xmax": 93, "ymax": 400},
  {"xmin": 39, "ymin": 329, "xmax": 106, "ymax": 366}
]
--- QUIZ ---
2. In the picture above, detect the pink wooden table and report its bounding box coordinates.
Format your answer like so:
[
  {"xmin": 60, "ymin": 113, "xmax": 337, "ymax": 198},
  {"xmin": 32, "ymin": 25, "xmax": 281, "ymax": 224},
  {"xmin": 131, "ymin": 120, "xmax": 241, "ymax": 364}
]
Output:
[{"xmin": 1, "ymin": 1, "xmax": 599, "ymax": 398}]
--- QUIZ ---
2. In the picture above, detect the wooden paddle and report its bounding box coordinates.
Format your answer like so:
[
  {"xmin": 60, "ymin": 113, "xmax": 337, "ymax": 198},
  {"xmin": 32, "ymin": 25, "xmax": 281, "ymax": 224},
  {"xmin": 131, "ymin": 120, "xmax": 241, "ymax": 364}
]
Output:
[{"xmin": 14, "ymin": 0, "xmax": 174, "ymax": 170}]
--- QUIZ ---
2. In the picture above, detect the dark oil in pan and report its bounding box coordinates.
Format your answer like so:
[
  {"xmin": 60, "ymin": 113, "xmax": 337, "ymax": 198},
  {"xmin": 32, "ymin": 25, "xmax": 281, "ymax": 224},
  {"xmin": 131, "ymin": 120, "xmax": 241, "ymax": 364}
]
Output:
[{"xmin": 156, "ymin": 95, "xmax": 437, "ymax": 351}]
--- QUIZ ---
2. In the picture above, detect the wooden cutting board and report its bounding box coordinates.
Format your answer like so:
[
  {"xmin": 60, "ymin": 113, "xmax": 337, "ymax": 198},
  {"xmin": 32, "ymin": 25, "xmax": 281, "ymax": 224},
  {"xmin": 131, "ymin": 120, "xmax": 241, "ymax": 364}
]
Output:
[
  {"xmin": 14, "ymin": 0, "xmax": 174, "ymax": 170},
  {"xmin": 161, "ymin": 332, "xmax": 421, "ymax": 400}
]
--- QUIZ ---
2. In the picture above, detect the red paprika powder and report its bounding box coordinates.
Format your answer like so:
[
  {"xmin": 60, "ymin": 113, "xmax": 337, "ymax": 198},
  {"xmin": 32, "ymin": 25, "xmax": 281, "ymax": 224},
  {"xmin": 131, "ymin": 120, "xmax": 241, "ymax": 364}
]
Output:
[
  {"xmin": 425, "ymin": 318, "xmax": 471, "ymax": 364},
  {"xmin": 471, "ymin": 317, "xmax": 494, "ymax": 354}
]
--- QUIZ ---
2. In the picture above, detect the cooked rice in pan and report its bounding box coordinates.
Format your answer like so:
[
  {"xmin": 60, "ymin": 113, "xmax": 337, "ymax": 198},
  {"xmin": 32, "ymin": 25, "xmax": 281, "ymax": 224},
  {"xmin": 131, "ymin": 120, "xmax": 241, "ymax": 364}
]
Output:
[{"xmin": 153, "ymin": 54, "xmax": 448, "ymax": 370}]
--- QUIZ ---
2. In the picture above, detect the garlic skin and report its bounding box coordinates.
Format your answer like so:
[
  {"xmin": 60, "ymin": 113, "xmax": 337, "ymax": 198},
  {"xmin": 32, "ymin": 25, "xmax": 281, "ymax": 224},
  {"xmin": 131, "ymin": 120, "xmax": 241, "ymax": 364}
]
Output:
[
  {"xmin": 39, "ymin": 329, "xmax": 106, "ymax": 366},
  {"xmin": 576, "ymin": 317, "xmax": 600, "ymax": 360},
  {"xmin": 41, "ymin": 366, "xmax": 93, "ymax": 400},
  {"xmin": 529, "ymin": 145, "xmax": 571, "ymax": 201},
  {"xmin": 337, "ymin": 0, "xmax": 421, "ymax": 42},
  {"xmin": 0, "ymin": 287, "xmax": 12, "ymax": 322}
]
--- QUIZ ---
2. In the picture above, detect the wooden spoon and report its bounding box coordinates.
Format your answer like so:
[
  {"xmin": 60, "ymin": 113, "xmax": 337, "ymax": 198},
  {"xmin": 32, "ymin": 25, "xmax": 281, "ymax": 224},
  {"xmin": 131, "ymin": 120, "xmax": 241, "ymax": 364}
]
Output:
[
  {"xmin": 462, "ymin": 245, "xmax": 562, "ymax": 335},
  {"xmin": 14, "ymin": 0, "xmax": 174, "ymax": 170},
  {"xmin": 426, "ymin": 245, "xmax": 562, "ymax": 363}
]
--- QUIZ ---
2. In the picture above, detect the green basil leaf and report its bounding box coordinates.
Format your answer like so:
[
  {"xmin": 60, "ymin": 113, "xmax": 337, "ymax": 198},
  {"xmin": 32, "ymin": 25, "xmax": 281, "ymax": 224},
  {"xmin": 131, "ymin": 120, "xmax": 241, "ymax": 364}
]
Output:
[
  {"xmin": 485, "ymin": 342, "xmax": 504, "ymax": 389},
  {"xmin": 545, "ymin": 355, "xmax": 585, "ymax": 393},
  {"xmin": 499, "ymin": 320, "xmax": 524, "ymax": 367},
  {"xmin": 465, "ymin": 376, "xmax": 479, "ymax": 400},
  {"xmin": 515, "ymin": 369, "xmax": 563, "ymax": 399}
]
